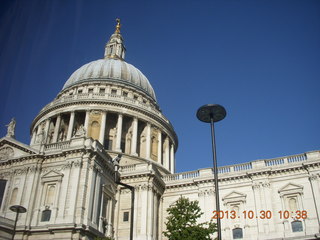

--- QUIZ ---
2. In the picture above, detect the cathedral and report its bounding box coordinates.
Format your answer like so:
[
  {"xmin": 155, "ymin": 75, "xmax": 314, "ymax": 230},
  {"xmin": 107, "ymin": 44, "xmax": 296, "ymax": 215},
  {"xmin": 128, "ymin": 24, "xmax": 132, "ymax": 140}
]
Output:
[{"xmin": 0, "ymin": 20, "xmax": 319, "ymax": 240}]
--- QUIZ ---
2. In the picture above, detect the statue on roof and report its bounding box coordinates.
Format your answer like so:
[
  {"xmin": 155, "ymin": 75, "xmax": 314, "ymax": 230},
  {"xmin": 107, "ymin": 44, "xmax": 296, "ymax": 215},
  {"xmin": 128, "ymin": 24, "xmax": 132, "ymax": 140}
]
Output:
[{"xmin": 6, "ymin": 118, "xmax": 16, "ymax": 138}]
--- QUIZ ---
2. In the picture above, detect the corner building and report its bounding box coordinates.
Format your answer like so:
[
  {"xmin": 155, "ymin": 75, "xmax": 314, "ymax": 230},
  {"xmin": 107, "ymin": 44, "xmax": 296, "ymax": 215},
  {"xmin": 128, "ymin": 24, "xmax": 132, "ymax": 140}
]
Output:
[{"xmin": 0, "ymin": 22, "xmax": 319, "ymax": 240}]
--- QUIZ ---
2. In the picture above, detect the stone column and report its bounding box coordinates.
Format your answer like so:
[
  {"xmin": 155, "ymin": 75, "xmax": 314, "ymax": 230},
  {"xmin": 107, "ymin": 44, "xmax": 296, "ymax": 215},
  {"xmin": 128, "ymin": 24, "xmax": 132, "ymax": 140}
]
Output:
[
  {"xmin": 52, "ymin": 115, "xmax": 61, "ymax": 143},
  {"xmin": 170, "ymin": 143, "xmax": 175, "ymax": 173},
  {"xmin": 157, "ymin": 131, "xmax": 162, "ymax": 164},
  {"xmin": 147, "ymin": 186, "xmax": 154, "ymax": 236},
  {"xmin": 165, "ymin": 137, "xmax": 170, "ymax": 170},
  {"xmin": 99, "ymin": 111, "xmax": 107, "ymax": 145},
  {"xmin": 115, "ymin": 114, "xmax": 123, "ymax": 152},
  {"xmin": 146, "ymin": 123, "xmax": 151, "ymax": 159},
  {"xmin": 309, "ymin": 175, "xmax": 320, "ymax": 227},
  {"xmin": 67, "ymin": 111, "xmax": 75, "ymax": 140},
  {"xmin": 30, "ymin": 130, "xmax": 37, "ymax": 145},
  {"xmin": 84, "ymin": 110, "xmax": 90, "ymax": 137},
  {"xmin": 44, "ymin": 118, "xmax": 51, "ymax": 141},
  {"xmin": 131, "ymin": 117, "xmax": 138, "ymax": 156},
  {"xmin": 106, "ymin": 199, "xmax": 113, "ymax": 236}
]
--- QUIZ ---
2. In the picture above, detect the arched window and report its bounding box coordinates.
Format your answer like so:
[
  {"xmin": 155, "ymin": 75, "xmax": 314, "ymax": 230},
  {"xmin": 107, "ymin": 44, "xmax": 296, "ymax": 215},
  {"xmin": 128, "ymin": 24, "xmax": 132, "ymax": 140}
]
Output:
[
  {"xmin": 10, "ymin": 188, "xmax": 18, "ymax": 205},
  {"xmin": 233, "ymin": 228, "xmax": 243, "ymax": 239},
  {"xmin": 291, "ymin": 221, "xmax": 303, "ymax": 232},
  {"xmin": 41, "ymin": 209, "xmax": 51, "ymax": 222}
]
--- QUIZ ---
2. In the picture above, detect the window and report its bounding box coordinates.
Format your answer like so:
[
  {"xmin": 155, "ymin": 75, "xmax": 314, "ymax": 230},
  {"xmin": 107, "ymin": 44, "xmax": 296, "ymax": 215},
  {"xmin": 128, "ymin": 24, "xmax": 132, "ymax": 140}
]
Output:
[
  {"xmin": 41, "ymin": 209, "xmax": 51, "ymax": 222},
  {"xmin": 78, "ymin": 89, "xmax": 83, "ymax": 94},
  {"xmin": 123, "ymin": 211, "xmax": 129, "ymax": 222},
  {"xmin": 111, "ymin": 89, "xmax": 117, "ymax": 95},
  {"xmin": 0, "ymin": 180, "xmax": 7, "ymax": 208},
  {"xmin": 88, "ymin": 88, "xmax": 94, "ymax": 93},
  {"xmin": 133, "ymin": 95, "xmax": 138, "ymax": 100},
  {"xmin": 292, "ymin": 221, "xmax": 303, "ymax": 232},
  {"xmin": 233, "ymin": 228, "xmax": 243, "ymax": 239},
  {"xmin": 99, "ymin": 88, "xmax": 105, "ymax": 93},
  {"xmin": 123, "ymin": 91, "xmax": 128, "ymax": 97}
]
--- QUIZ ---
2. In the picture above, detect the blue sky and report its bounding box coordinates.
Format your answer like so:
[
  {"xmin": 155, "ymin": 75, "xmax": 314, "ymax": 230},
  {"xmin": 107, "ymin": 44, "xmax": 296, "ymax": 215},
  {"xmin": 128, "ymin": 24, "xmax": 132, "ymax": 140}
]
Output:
[{"xmin": 0, "ymin": 0, "xmax": 319, "ymax": 173}]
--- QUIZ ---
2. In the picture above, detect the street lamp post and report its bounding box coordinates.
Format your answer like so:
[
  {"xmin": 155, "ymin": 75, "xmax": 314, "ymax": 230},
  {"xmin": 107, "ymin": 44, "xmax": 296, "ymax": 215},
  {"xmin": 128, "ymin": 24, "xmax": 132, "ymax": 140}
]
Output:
[
  {"xmin": 112, "ymin": 154, "xmax": 135, "ymax": 240},
  {"xmin": 9, "ymin": 205, "xmax": 27, "ymax": 240},
  {"xmin": 196, "ymin": 104, "xmax": 226, "ymax": 240}
]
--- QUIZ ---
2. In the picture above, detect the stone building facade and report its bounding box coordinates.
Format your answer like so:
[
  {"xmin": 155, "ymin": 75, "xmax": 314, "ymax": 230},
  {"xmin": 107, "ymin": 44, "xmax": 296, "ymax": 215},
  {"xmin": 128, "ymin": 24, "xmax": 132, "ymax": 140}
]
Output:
[{"xmin": 0, "ymin": 21, "xmax": 319, "ymax": 240}]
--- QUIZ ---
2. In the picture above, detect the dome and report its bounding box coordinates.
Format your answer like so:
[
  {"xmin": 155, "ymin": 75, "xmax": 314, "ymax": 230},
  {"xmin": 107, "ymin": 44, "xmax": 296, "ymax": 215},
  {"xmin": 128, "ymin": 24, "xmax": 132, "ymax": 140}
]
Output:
[{"xmin": 62, "ymin": 58, "xmax": 157, "ymax": 101}]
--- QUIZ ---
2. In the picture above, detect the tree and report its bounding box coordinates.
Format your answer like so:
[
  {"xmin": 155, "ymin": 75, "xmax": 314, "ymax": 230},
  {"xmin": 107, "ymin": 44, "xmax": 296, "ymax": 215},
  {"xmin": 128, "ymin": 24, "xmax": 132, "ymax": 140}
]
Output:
[{"xmin": 164, "ymin": 197, "xmax": 217, "ymax": 240}]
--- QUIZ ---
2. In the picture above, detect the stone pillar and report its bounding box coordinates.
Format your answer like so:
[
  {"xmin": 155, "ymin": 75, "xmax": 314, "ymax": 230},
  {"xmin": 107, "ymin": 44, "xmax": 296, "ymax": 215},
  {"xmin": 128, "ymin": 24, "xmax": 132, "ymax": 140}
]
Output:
[
  {"xmin": 309, "ymin": 175, "xmax": 320, "ymax": 227},
  {"xmin": 99, "ymin": 111, "xmax": 107, "ymax": 145},
  {"xmin": 131, "ymin": 117, "xmax": 138, "ymax": 156},
  {"xmin": 30, "ymin": 130, "xmax": 37, "ymax": 145},
  {"xmin": 170, "ymin": 143, "xmax": 175, "ymax": 173},
  {"xmin": 147, "ymin": 186, "xmax": 154, "ymax": 236},
  {"xmin": 44, "ymin": 118, "xmax": 51, "ymax": 141},
  {"xmin": 165, "ymin": 137, "xmax": 170, "ymax": 170},
  {"xmin": 52, "ymin": 115, "xmax": 61, "ymax": 143},
  {"xmin": 84, "ymin": 110, "xmax": 90, "ymax": 137},
  {"xmin": 146, "ymin": 123, "xmax": 151, "ymax": 159},
  {"xmin": 157, "ymin": 131, "xmax": 162, "ymax": 164},
  {"xmin": 106, "ymin": 198, "xmax": 114, "ymax": 237},
  {"xmin": 92, "ymin": 171, "xmax": 101, "ymax": 224},
  {"xmin": 115, "ymin": 114, "xmax": 123, "ymax": 152},
  {"xmin": 153, "ymin": 191, "xmax": 158, "ymax": 238},
  {"xmin": 67, "ymin": 111, "xmax": 75, "ymax": 140}
]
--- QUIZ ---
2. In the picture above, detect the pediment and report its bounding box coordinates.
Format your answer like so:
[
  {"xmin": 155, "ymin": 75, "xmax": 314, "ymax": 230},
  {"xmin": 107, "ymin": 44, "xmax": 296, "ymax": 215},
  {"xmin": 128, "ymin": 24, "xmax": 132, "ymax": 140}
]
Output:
[
  {"xmin": 0, "ymin": 137, "xmax": 37, "ymax": 162},
  {"xmin": 278, "ymin": 183, "xmax": 303, "ymax": 196},
  {"xmin": 103, "ymin": 183, "xmax": 117, "ymax": 196},
  {"xmin": 41, "ymin": 170, "xmax": 64, "ymax": 182},
  {"xmin": 222, "ymin": 191, "xmax": 246, "ymax": 204}
]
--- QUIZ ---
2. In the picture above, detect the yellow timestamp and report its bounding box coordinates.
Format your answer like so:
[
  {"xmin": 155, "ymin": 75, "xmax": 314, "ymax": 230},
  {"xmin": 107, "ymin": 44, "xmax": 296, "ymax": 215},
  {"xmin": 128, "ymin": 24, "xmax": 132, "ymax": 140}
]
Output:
[{"xmin": 212, "ymin": 210, "xmax": 308, "ymax": 220}]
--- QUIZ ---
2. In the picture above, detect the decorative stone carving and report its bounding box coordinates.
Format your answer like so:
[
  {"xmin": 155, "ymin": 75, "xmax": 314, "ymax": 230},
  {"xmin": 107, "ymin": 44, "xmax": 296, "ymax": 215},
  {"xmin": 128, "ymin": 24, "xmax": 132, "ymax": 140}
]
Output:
[
  {"xmin": 74, "ymin": 124, "xmax": 86, "ymax": 137},
  {"xmin": 0, "ymin": 147, "xmax": 14, "ymax": 161},
  {"xmin": 36, "ymin": 128, "xmax": 46, "ymax": 144},
  {"xmin": 6, "ymin": 118, "xmax": 16, "ymax": 138},
  {"xmin": 309, "ymin": 174, "xmax": 319, "ymax": 181}
]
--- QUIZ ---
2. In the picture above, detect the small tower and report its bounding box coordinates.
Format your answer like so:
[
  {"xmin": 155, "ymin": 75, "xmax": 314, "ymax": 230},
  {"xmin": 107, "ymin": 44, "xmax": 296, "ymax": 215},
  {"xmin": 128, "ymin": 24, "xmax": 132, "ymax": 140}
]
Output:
[{"xmin": 104, "ymin": 19, "xmax": 126, "ymax": 60}]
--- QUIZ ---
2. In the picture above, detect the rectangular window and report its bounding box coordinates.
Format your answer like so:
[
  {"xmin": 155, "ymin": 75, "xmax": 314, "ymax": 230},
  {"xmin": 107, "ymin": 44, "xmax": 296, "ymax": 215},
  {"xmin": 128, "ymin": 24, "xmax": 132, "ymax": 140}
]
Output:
[
  {"xmin": 123, "ymin": 91, "xmax": 128, "ymax": 97},
  {"xmin": 78, "ymin": 89, "xmax": 83, "ymax": 94},
  {"xmin": 123, "ymin": 211, "xmax": 129, "ymax": 222},
  {"xmin": 88, "ymin": 88, "xmax": 94, "ymax": 93},
  {"xmin": 99, "ymin": 88, "xmax": 105, "ymax": 93},
  {"xmin": 111, "ymin": 89, "xmax": 117, "ymax": 95},
  {"xmin": 133, "ymin": 95, "xmax": 138, "ymax": 100},
  {"xmin": 0, "ymin": 180, "xmax": 7, "ymax": 208},
  {"xmin": 41, "ymin": 209, "xmax": 51, "ymax": 222}
]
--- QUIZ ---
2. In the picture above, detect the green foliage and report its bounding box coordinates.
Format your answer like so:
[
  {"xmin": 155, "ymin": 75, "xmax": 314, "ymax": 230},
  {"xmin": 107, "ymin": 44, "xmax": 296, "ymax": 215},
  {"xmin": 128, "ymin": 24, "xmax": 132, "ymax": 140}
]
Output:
[{"xmin": 164, "ymin": 197, "xmax": 217, "ymax": 240}]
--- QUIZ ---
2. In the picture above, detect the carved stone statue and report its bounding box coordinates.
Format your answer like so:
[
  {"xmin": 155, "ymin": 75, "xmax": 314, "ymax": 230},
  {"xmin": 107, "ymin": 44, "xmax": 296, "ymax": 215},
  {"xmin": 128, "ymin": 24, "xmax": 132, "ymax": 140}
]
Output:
[
  {"xmin": 6, "ymin": 118, "xmax": 16, "ymax": 138},
  {"xmin": 74, "ymin": 124, "xmax": 86, "ymax": 137},
  {"xmin": 37, "ymin": 128, "xmax": 46, "ymax": 144}
]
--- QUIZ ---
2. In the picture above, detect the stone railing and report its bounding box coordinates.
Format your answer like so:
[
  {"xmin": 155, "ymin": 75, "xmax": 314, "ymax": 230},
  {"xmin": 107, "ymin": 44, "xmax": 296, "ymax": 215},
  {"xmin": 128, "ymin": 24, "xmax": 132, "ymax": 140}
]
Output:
[
  {"xmin": 163, "ymin": 151, "xmax": 316, "ymax": 183},
  {"xmin": 44, "ymin": 141, "xmax": 71, "ymax": 151},
  {"xmin": 39, "ymin": 93, "xmax": 169, "ymax": 123},
  {"xmin": 163, "ymin": 170, "xmax": 200, "ymax": 181}
]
